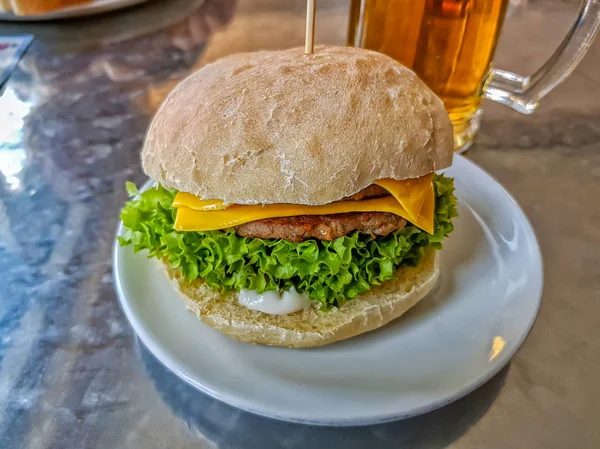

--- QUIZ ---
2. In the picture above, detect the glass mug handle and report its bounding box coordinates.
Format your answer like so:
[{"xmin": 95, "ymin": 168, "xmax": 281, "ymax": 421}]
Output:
[{"xmin": 482, "ymin": 0, "xmax": 600, "ymax": 115}]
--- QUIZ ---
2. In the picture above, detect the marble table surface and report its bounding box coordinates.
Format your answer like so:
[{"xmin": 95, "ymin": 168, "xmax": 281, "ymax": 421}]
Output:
[{"xmin": 0, "ymin": 0, "xmax": 598, "ymax": 448}]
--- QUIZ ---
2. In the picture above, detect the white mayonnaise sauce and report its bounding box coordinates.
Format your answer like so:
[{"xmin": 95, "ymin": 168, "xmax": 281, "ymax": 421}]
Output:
[{"xmin": 238, "ymin": 288, "xmax": 312, "ymax": 315}]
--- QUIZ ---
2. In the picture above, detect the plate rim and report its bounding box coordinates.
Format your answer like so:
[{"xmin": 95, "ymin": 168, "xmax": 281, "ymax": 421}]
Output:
[{"xmin": 112, "ymin": 154, "xmax": 543, "ymax": 426}]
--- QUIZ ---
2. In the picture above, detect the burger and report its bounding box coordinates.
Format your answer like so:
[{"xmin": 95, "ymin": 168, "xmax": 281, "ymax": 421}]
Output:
[{"xmin": 118, "ymin": 46, "xmax": 458, "ymax": 347}]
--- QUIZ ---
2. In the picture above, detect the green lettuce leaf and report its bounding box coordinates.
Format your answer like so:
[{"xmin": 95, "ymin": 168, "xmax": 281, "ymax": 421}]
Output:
[{"xmin": 119, "ymin": 175, "xmax": 458, "ymax": 309}]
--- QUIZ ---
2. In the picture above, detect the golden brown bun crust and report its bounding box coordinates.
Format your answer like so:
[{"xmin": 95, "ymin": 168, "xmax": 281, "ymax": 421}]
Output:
[
  {"xmin": 164, "ymin": 248, "xmax": 439, "ymax": 348},
  {"xmin": 142, "ymin": 46, "xmax": 453, "ymax": 205}
]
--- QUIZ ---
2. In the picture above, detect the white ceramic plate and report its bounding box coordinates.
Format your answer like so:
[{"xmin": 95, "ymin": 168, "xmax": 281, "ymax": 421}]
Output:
[
  {"xmin": 0, "ymin": 0, "xmax": 148, "ymax": 21},
  {"xmin": 113, "ymin": 155, "xmax": 543, "ymax": 426}
]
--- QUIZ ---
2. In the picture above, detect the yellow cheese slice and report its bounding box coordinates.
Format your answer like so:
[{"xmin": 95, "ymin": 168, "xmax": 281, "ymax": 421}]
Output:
[
  {"xmin": 173, "ymin": 189, "xmax": 435, "ymax": 234},
  {"xmin": 174, "ymin": 176, "xmax": 432, "ymax": 216},
  {"xmin": 374, "ymin": 173, "xmax": 434, "ymax": 224},
  {"xmin": 172, "ymin": 192, "xmax": 228, "ymax": 210},
  {"xmin": 172, "ymin": 175, "xmax": 435, "ymax": 234},
  {"xmin": 416, "ymin": 186, "xmax": 435, "ymax": 233}
]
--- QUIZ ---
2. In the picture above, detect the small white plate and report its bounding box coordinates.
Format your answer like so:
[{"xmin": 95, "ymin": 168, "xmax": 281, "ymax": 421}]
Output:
[
  {"xmin": 0, "ymin": 0, "xmax": 148, "ymax": 21},
  {"xmin": 113, "ymin": 155, "xmax": 543, "ymax": 426}
]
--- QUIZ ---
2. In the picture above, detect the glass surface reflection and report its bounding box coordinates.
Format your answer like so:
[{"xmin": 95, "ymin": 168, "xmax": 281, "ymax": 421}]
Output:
[{"xmin": 0, "ymin": 88, "xmax": 32, "ymax": 192}]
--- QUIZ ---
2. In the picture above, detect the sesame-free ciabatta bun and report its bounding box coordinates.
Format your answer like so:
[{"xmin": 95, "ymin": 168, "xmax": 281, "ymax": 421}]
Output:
[
  {"xmin": 164, "ymin": 249, "xmax": 439, "ymax": 348},
  {"xmin": 142, "ymin": 45, "xmax": 453, "ymax": 206}
]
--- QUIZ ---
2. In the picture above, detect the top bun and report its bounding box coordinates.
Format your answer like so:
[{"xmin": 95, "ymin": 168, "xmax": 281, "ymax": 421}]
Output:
[{"xmin": 142, "ymin": 45, "xmax": 453, "ymax": 206}]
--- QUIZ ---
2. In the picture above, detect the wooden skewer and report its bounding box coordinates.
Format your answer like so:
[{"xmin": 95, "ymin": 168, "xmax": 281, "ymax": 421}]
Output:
[{"xmin": 305, "ymin": 0, "xmax": 316, "ymax": 54}]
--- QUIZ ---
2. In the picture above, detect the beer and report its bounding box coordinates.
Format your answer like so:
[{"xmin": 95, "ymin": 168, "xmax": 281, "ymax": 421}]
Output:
[{"xmin": 348, "ymin": 0, "xmax": 509, "ymax": 150}]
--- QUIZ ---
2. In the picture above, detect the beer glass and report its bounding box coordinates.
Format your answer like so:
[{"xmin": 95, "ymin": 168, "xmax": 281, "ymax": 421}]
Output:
[{"xmin": 348, "ymin": 0, "xmax": 600, "ymax": 151}]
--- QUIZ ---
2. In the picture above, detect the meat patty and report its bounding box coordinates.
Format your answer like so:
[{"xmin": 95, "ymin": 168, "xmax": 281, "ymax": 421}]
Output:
[{"xmin": 235, "ymin": 212, "xmax": 407, "ymax": 242}]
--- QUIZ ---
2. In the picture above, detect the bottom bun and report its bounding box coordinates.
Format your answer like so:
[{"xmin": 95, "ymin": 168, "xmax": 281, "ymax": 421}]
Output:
[{"xmin": 164, "ymin": 248, "xmax": 439, "ymax": 348}]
